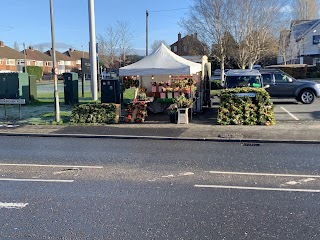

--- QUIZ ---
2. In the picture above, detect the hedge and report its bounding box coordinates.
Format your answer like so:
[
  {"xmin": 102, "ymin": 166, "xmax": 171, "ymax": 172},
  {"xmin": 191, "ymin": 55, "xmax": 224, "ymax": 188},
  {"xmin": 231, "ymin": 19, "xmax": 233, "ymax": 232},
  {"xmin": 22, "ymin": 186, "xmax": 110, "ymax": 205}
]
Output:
[
  {"xmin": 70, "ymin": 103, "xmax": 118, "ymax": 124},
  {"xmin": 26, "ymin": 66, "xmax": 43, "ymax": 80},
  {"xmin": 266, "ymin": 65, "xmax": 307, "ymax": 79},
  {"xmin": 218, "ymin": 87, "xmax": 275, "ymax": 125}
]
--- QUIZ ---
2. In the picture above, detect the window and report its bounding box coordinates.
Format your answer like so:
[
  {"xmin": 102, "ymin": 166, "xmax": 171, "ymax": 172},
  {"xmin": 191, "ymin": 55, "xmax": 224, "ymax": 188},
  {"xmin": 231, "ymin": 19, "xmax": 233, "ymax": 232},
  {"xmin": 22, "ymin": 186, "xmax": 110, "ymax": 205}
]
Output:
[
  {"xmin": 6, "ymin": 59, "xmax": 15, "ymax": 65},
  {"xmin": 274, "ymin": 73, "xmax": 289, "ymax": 82},
  {"xmin": 183, "ymin": 45, "xmax": 187, "ymax": 52},
  {"xmin": 262, "ymin": 73, "xmax": 272, "ymax": 84},
  {"xmin": 173, "ymin": 46, "xmax": 177, "ymax": 52},
  {"xmin": 17, "ymin": 59, "xmax": 25, "ymax": 65},
  {"xmin": 0, "ymin": 58, "xmax": 3, "ymax": 64},
  {"xmin": 35, "ymin": 61, "xmax": 43, "ymax": 66},
  {"xmin": 46, "ymin": 61, "xmax": 53, "ymax": 67},
  {"xmin": 76, "ymin": 60, "xmax": 81, "ymax": 64},
  {"xmin": 58, "ymin": 61, "xmax": 65, "ymax": 66}
]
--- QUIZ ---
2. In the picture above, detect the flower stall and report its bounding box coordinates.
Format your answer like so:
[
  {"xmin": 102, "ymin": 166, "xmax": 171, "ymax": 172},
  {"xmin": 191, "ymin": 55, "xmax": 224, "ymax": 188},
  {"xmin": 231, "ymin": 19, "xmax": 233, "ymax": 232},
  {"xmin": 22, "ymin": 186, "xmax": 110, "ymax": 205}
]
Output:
[{"xmin": 119, "ymin": 43, "xmax": 205, "ymax": 123}]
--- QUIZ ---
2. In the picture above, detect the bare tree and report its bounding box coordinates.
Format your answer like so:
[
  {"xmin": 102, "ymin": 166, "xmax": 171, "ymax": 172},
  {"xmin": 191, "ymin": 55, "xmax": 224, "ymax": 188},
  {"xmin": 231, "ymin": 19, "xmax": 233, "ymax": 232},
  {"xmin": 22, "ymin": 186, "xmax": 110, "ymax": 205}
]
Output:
[
  {"xmin": 293, "ymin": 0, "xmax": 319, "ymax": 20},
  {"xmin": 98, "ymin": 21, "xmax": 134, "ymax": 68},
  {"xmin": 227, "ymin": 0, "xmax": 287, "ymax": 69},
  {"xmin": 98, "ymin": 25, "xmax": 119, "ymax": 69},
  {"xmin": 14, "ymin": 41, "xmax": 19, "ymax": 51},
  {"xmin": 278, "ymin": 29, "xmax": 290, "ymax": 64},
  {"xmin": 180, "ymin": 0, "xmax": 232, "ymax": 81},
  {"xmin": 151, "ymin": 40, "xmax": 168, "ymax": 52},
  {"xmin": 117, "ymin": 20, "xmax": 134, "ymax": 67}
]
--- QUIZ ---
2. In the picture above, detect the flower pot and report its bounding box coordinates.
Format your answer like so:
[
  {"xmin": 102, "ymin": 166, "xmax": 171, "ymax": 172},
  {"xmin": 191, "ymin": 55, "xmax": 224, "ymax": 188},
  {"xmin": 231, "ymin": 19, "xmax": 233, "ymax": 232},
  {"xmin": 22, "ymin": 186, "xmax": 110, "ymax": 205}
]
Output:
[
  {"xmin": 160, "ymin": 92, "xmax": 166, "ymax": 98},
  {"xmin": 152, "ymin": 86, "xmax": 157, "ymax": 92},
  {"xmin": 174, "ymin": 92, "xmax": 179, "ymax": 98},
  {"xmin": 177, "ymin": 108, "xmax": 189, "ymax": 124},
  {"xmin": 169, "ymin": 112, "xmax": 178, "ymax": 124},
  {"xmin": 167, "ymin": 92, "xmax": 173, "ymax": 98}
]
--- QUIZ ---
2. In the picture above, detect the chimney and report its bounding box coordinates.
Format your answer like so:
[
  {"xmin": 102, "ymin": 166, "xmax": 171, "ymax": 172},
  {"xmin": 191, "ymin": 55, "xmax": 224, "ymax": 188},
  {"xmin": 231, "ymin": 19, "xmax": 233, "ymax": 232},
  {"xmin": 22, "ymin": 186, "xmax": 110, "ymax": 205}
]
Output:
[
  {"xmin": 178, "ymin": 32, "xmax": 181, "ymax": 41},
  {"xmin": 69, "ymin": 48, "xmax": 73, "ymax": 52},
  {"xmin": 0, "ymin": 41, "xmax": 4, "ymax": 47},
  {"xmin": 194, "ymin": 33, "xmax": 198, "ymax": 39},
  {"xmin": 28, "ymin": 46, "xmax": 34, "ymax": 51}
]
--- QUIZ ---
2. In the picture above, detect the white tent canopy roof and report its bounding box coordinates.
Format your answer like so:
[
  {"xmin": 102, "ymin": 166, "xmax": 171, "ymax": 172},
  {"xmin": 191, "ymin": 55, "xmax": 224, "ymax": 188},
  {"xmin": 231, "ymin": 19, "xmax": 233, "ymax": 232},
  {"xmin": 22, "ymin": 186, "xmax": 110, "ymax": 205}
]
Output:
[{"xmin": 119, "ymin": 43, "xmax": 202, "ymax": 76}]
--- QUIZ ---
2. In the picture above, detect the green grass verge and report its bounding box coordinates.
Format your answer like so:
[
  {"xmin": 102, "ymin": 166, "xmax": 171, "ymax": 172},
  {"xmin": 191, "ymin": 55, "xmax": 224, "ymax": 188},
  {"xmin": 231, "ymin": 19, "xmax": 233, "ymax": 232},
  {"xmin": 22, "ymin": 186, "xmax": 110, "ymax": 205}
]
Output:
[{"xmin": 0, "ymin": 88, "xmax": 136, "ymax": 125}]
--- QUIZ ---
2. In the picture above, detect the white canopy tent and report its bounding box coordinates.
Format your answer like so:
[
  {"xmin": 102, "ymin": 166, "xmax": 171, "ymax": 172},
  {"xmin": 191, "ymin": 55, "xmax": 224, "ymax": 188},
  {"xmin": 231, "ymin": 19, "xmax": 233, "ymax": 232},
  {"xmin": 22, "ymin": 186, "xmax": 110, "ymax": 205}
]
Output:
[{"xmin": 119, "ymin": 43, "xmax": 202, "ymax": 76}]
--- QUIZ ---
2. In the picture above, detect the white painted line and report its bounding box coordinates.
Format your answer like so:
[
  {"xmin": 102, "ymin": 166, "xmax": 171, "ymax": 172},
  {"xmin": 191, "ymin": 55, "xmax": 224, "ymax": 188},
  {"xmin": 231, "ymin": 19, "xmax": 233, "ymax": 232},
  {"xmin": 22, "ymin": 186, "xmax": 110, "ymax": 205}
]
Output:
[
  {"xmin": 0, "ymin": 163, "xmax": 103, "ymax": 169},
  {"xmin": 281, "ymin": 107, "xmax": 299, "ymax": 120},
  {"xmin": 0, "ymin": 202, "xmax": 28, "ymax": 209},
  {"xmin": 194, "ymin": 184, "xmax": 320, "ymax": 193},
  {"xmin": 280, "ymin": 178, "xmax": 315, "ymax": 187},
  {"xmin": 0, "ymin": 178, "xmax": 74, "ymax": 183},
  {"xmin": 178, "ymin": 172, "xmax": 195, "ymax": 176},
  {"xmin": 208, "ymin": 171, "xmax": 320, "ymax": 178},
  {"xmin": 162, "ymin": 175, "xmax": 174, "ymax": 178}
]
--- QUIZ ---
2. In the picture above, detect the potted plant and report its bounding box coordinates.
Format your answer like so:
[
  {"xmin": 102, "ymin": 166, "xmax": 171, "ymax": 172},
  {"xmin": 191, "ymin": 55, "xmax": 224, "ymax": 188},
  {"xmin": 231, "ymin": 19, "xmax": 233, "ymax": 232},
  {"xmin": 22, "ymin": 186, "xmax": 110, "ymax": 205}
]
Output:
[
  {"xmin": 174, "ymin": 94, "xmax": 193, "ymax": 108},
  {"xmin": 173, "ymin": 94, "xmax": 193, "ymax": 124},
  {"xmin": 166, "ymin": 87, "xmax": 173, "ymax": 98},
  {"xmin": 167, "ymin": 103, "xmax": 178, "ymax": 123},
  {"xmin": 151, "ymin": 82, "xmax": 157, "ymax": 92}
]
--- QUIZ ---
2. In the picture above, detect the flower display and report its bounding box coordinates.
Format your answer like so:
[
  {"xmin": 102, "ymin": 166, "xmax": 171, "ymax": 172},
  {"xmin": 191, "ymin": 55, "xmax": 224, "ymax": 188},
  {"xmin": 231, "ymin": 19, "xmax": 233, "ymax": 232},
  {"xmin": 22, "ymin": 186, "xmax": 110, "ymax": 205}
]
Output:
[{"xmin": 217, "ymin": 87, "xmax": 275, "ymax": 125}]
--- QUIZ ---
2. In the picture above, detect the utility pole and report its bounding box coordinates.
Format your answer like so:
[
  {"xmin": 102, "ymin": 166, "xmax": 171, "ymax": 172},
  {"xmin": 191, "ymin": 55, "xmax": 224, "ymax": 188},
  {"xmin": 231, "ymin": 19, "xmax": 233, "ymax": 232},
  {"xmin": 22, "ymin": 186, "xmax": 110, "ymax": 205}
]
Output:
[
  {"xmin": 23, "ymin": 43, "xmax": 27, "ymax": 73},
  {"xmin": 146, "ymin": 10, "xmax": 148, "ymax": 56},
  {"xmin": 88, "ymin": 0, "xmax": 98, "ymax": 101},
  {"xmin": 49, "ymin": 0, "xmax": 60, "ymax": 122}
]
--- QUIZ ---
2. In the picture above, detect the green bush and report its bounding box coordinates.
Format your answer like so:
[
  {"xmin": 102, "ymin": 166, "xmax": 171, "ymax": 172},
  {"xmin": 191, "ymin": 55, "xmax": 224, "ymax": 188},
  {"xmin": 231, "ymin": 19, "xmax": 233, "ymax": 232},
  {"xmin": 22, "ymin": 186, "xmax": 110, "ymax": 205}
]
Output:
[
  {"xmin": 26, "ymin": 66, "xmax": 43, "ymax": 80},
  {"xmin": 218, "ymin": 87, "xmax": 275, "ymax": 125},
  {"xmin": 70, "ymin": 103, "xmax": 117, "ymax": 124},
  {"xmin": 210, "ymin": 80, "xmax": 223, "ymax": 90}
]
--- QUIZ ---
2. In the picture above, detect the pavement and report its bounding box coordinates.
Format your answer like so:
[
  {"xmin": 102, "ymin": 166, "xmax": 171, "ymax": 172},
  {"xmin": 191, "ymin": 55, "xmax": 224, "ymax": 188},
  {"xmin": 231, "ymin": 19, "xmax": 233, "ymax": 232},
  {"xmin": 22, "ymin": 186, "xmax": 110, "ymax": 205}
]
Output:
[{"xmin": 0, "ymin": 109, "xmax": 319, "ymax": 143}]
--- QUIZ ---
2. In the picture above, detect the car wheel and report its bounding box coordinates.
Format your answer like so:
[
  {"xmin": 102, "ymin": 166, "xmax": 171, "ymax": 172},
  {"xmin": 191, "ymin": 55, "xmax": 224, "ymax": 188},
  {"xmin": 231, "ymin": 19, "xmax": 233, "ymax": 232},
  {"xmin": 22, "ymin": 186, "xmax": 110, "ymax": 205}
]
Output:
[{"xmin": 300, "ymin": 89, "xmax": 315, "ymax": 104}]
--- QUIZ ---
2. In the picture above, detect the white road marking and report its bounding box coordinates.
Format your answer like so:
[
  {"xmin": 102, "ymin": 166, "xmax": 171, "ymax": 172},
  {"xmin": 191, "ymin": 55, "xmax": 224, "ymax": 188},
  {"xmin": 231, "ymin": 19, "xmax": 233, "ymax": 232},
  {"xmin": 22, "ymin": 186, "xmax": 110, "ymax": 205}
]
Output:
[
  {"xmin": 194, "ymin": 184, "xmax": 320, "ymax": 193},
  {"xmin": 208, "ymin": 171, "xmax": 320, "ymax": 178},
  {"xmin": 0, "ymin": 163, "xmax": 103, "ymax": 169},
  {"xmin": 162, "ymin": 175, "xmax": 174, "ymax": 178},
  {"xmin": 178, "ymin": 172, "xmax": 194, "ymax": 176},
  {"xmin": 281, "ymin": 178, "xmax": 316, "ymax": 187},
  {"xmin": 0, "ymin": 202, "xmax": 28, "ymax": 209},
  {"xmin": 0, "ymin": 178, "xmax": 74, "ymax": 183},
  {"xmin": 284, "ymin": 181, "xmax": 299, "ymax": 185},
  {"xmin": 280, "ymin": 107, "xmax": 299, "ymax": 120},
  {"xmin": 162, "ymin": 172, "xmax": 195, "ymax": 178}
]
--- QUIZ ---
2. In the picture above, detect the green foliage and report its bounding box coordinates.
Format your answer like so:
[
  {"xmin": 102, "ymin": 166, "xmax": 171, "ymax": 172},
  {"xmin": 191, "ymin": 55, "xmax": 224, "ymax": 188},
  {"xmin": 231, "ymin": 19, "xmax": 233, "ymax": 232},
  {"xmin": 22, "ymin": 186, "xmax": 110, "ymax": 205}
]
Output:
[
  {"xmin": 173, "ymin": 94, "xmax": 193, "ymax": 108},
  {"xmin": 26, "ymin": 66, "xmax": 43, "ymax": 80},
  {"xmin": 70, "ymin": 103, "xmax": 117, "ymax": 124},
  {"xmin": 218, "ymin": 87, "xmax": 275, "ymax": 125},
  {"xmin": 210, "ymin": 80, "xmax": 223, "ymax": 90}
]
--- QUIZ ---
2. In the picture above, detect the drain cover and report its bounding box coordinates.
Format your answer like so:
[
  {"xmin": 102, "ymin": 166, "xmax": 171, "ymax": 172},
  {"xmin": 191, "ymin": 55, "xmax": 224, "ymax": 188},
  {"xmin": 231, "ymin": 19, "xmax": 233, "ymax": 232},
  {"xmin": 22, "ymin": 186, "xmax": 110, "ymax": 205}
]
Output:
[
  {"xmin": 218, "ymin": 133, "xmax": 244, "ymax": 139},
  {"xmin": 241, "ymin": 143, "xmax": 260, "ymax": 147}
]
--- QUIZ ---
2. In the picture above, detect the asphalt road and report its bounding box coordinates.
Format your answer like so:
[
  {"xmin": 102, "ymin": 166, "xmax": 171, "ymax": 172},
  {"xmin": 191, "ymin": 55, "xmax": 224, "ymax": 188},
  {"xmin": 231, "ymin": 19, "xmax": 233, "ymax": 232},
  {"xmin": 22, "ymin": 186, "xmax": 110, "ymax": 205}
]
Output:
[
  {"xmin": 1, "ymin": 136, "xmax": 320, "ymax": 239},
  {"xmin": 272, "ymin": 98, "xmax": 320, "ymax": 121}
]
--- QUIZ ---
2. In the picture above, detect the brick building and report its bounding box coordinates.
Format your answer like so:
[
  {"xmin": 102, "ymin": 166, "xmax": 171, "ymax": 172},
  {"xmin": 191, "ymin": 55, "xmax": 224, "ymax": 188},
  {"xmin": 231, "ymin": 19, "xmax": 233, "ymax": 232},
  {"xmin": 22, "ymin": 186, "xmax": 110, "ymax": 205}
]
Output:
[{"xmin": 170, "ymin": 33, "xmax": 208, "ymax": 57}]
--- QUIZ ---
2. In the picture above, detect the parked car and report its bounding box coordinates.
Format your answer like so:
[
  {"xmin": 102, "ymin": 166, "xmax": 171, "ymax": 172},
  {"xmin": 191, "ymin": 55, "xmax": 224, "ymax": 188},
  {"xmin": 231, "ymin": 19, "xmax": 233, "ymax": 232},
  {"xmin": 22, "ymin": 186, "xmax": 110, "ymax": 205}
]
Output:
[
  {"xmin": 224, "ymin": 69, "xmax": 264, "ymax": 89},
  {"xmin": 259, "ymin": 69, "xmax": 320, "ymax": 104}
]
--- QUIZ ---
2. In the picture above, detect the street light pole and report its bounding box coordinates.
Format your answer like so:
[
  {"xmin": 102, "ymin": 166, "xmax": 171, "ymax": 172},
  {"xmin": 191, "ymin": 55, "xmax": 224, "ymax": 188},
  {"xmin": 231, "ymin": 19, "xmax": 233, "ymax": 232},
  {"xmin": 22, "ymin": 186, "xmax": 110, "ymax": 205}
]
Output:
[
  {"xmin": 49, "ymin": 0, "xmax": 60, "ymax": 122},
  {"xmin": 88, "ymin": 0, "xmax": 98, "ymax": 101},
  {"xmin": 146, "ymin": 10, "xmax": 149, "ymax": 56}
]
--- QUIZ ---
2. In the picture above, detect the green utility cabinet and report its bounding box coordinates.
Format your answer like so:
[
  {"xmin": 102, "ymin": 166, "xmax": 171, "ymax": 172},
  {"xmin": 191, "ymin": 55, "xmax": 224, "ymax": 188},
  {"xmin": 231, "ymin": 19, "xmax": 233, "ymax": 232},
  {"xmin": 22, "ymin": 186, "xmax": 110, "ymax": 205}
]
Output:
[
  {"xmin": 101, "ymin": 78, "xmax": 121, "ymax": 104},
  {"xmin": 63, "ymin": 72, "xmax": 78, "ymax": 104},
  {"xmin": 28, "ymin": 75, "xmax": 37, "ymax": 102},
  {"xmin": 0, "ymin": 72, "xmax": 30, "ymax": 104}
]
